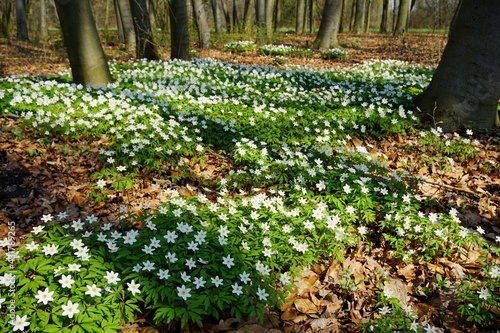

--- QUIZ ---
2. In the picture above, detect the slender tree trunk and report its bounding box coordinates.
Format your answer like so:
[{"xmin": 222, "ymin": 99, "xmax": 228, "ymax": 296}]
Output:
[
  {"xmin": 392, "ymin": 0, "xmax": 398, "ymax": 31},
  {"xmin": 220, "ymin": 0, "xmax": 231, "ymax": 32},
  {"xmin": 265, "ymin": 0, "xmax": 274, "ymax": 37},
  {"xmin": 296, "ymin": 0, "xmax": 305, "ymax": 33},
  {"xmin": 148, "ymin": 0, "xmax": 157, "ymax": 33},
  {"xmin": 54, "ymin": 0, "xmax": 113, "ymax": 86},
  {"xmin": 256, "ymin": 0, "xmax": 266, "ymax": 43},
  {"xmin": 129, "ymin": 0, "xmax": 159, "ymax": 60},
  {"xmin": 211, "ymin": 0, "xmax": 222, "ymax": 33},
  {"xmin": 312, "ymin": 0, "xmax": 342, "ymax": 50},
  {"xmin": 232, "ymin": 0, "xmax": 240, "ymax": 31},
  {"xmin": 191, "ymin": 0, "xmax": 210, "ymax": 48},
  {"xmin": 363, "ymin": 0, "xmax": 371, "ymax": 32},
  {"xmin": 115, "ymin": 0, "xmax": 136, "ymax": 51},
  {"xmin": 169, "ymin": 0, "xmax": 189, "ymax": 59},
  {"xmin": 16, "ymin": 0, "xmax": 28, "ymax": 40},
  {"xmin": 273, "ymin": 0, "xmax": 280, "ymax": 32},
  {"xmin": 308, "ymin": 0, "xmax": 315, "ymax": 33},
  {"xmin": 415, "ymin": 0, "xmax": 500, "ymax": 131},
  {"xmin": 0, "ymin": 0, "xmax": 13, "ymax": 38},
  {"xmin": 115, "ymin": 0, "xmax": 125, "ymax": 42},
  {"xmin": 338, "ymin": 0, "xmax": 347, "ymax": 32},
  {"xmin": 104, "ymin": 0, "xmax": 112, "ymax": 41},
  {"xmin": 379, "ymin": 0, "xmax": 389, "ymax": 32},
  {"xmin": 242, "ymin": 0, "xmax": 253, "ymax": 32},
  {"xmin": 38, "ymin": 0, "xmax": 48, "ymax": 42},
  {"xmin": 352, "ymin": 0, "xmax": 365, "ymax": 33},
  {"xmin": 303, "ymin": 0, "xmax": 309, "ymax": 32}
]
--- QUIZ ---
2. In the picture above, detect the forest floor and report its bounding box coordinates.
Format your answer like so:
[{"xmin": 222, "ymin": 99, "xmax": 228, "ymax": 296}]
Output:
[{"xmin": 1, "ymin": 33, "xmax": 500, "ymax": 333}]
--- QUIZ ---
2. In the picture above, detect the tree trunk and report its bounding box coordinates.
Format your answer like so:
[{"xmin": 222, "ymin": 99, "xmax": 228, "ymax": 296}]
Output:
[
  {"xmin": 242, "ymin": 0, "xmax": 253, "ymax": 32},
  {"xmin": 220, "ymin": 0, "xmax": 231, "ymax": 32},
  {"xmin": 38, "ymin": 0, "xmax": 48, "ymax": 42},
  {"xmin": 273, "ymin": 0, "xmax": 280, "ymax": 33},
  {"xmin": 308, "ymin": 0, "xmax": 315, "ymax": 33},
  {"xmin": 169, "ymin": 0, "xmax": 189, "ymax": 59},
  {"xmin": 54, "ymin": 0, "xmax": 113, "ymax": 86},
  {"xmin": 414, "ymin": 0, "xmax": 500, "ymax": 131},
  {"xmin": 211, "ymin": 0, "xmax": 222, "ymax": 33},
  {"xmin": 352, "ymin": 0, "xmax": 365, "ymax": 33},
  {"xmin": 296, "ymin": 0, "xmax": 305, "ymax": 33},
  {"xmin": 256, "ymin": 0, "xmax": 266, "ymax": 43},
  {"xmin": 265, "ymin": 0, "xmax": 274, "ymax": 37},
  {"xmin": 232, "ymin": 0, "xmax": 239, "ymax": 31},
  {"xmin": 363, "ymin": 0, "xmax": 371, "ymax": 32},
  {"xmin": 312, "ymin": 0, "xmax": 342, "ymax": 50},
  {"xmin": 393, "ymin": 0, "xmax": 410, "ymax": 36},
  {"xmin": 379, "ymin": 0, "xmax": 389, "ymax": 32},
  {"xmin": 191, "ymin": 0, "xmax": 210, "ymax": 48},
  {"xmin": 338, "ymin": 0, "xmax": 348, "ymax": 32},
  {"xmin": 0, "ymin": 0, "xmax": 13, "ymax": 38},
  {"xmin": 129, "ymin": 0, "xmax": 159, "ymax": 60},
  {"xmin": 115, "ymin": 0, "xmax": 136, "ymax": 51},
  {"xmin": 16, "ymin": 0, "xmax": 28, "ymax": 40},
  {"xmin": 148, "ymin": 0, "xmax": 157, "ymax": 33}
]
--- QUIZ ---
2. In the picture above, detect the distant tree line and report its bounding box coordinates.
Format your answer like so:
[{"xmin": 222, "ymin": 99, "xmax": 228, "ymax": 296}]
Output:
[{"xmin": 0, "ymin": 0, "xmax": 459, "ymax": 45}]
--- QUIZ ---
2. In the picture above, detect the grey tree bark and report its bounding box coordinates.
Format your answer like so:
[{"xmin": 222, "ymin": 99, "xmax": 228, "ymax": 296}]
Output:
[
  {"xmin": 352, "ymin": 0, "xmax": 365, "ymax": 33},
  {"xmin": 16, "ymin": 0, "xmax": 28, "ymax": 40},
  {"xmin": 256, "ymin": 0, "xmax": 266, "ymax": 43},
  {"xmin": 37, "ymin": 0, "xmax": 48, "ymax": 42},
  {"xmin": 169, "ymin": 0, "xmax": 189, "ymax": 59},
  {"xmin": 115, "ymin": 0, "xmax": 136, "ymax": 51},
  {"xmin": 54, "ymin": 0, "xmax": 113, "ymax": 86},
  {"xmin": 414, "ymin": 0, "xmax": 500, "ymax": 131},
  {"xmin": 394, "ymin": 0, "xmax": 410, "ymax": 36},
  {"xmin": 211, "ymin": 0, "xmax": 222, "ymax": 33},
  {"xmin": 129, "ymin": 0, "xmax": 159, "ymax": 60},
  {"xmin": 312, "ymin": 0, "xmax": 342, "ymax": 50},
  {"xmin": 296, "ymin": 0, "xmax": 305, "ymax": 33},
  {"xmin": 191, "ymin": 0, "xmax": 211, "ymax": 48}
]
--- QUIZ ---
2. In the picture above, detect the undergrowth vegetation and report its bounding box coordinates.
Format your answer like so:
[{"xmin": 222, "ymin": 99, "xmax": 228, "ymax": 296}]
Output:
[{"xmin": 0, "ymin": 58, "xmax": 499, "ymax": 332}]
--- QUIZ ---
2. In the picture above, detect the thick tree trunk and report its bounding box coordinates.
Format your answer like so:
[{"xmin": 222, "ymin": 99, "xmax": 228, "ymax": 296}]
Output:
[
  {"xmin": 414, "ymin": 0, "xmax": 500, "ymax": 131},
  {"xmin": 129, "ymin": 0, "xmax": 159, "ymax": 60},
  {"xmin": 16, "ymin": 0, "xmax": 28, "ymax": 40},
  {"xmin": 312, "ymin": 0, "xmax": 342, "ymax": 50},
  {"xmin": 169, "ymin": 0, "xmax": 189, "ymax": 59},
  {"xmin": 379, "ymin": 0, "xmax": 389, "ymax": 32},
  {"xmin": 191, "ymin": 0, "xmax": 210, "ymax": 48},
  {"xmin": 352, "ymin": 0, "xmax": 365, "ymax": 33},
  {"xmin": 54, "ymin": 0, "xmax": 113, "ymax": 86},
  {"xmin": 394, "ymin": 0, "xmax": 410, "ymax": 36}
]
